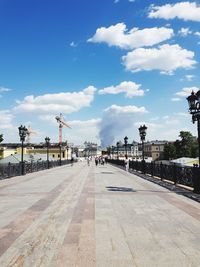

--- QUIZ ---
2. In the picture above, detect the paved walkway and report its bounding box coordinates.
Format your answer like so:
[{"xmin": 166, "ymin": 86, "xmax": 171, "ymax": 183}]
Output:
[{"xmin": 0, "ymin": 161, "xmax": 200, "ymax": 267}]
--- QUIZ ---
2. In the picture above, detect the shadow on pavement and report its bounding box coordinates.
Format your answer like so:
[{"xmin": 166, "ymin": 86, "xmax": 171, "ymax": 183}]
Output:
[{"xmin": 106, "ymin": 186, "xmax": 136, "ymax": 192}]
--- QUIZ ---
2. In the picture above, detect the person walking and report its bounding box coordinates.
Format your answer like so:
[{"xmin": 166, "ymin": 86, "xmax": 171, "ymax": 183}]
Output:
[
  {"xmin": 87, "ymin": 156, "xmax": 90, "ymax": 166},
  {"xmin": 124, "ymin": 156, "xmax": 129, "ymax": 172},
  {"xmin": 95, "ymin": 157, "xmax": 98, "ymax": 166}
]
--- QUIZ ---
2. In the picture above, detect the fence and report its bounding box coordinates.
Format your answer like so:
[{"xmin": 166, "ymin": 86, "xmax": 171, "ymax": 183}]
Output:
[
  {"xmin": 0, "ymin": 159, "xmax": 72, "ymax": 180},
  {"xmin": 107, "ymin": 159, "xmax": 200, "ymax": 193}
]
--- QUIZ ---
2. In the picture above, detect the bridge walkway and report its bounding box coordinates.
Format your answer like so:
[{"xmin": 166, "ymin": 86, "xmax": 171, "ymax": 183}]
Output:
[{"xmin": 0, "ymin": 161, "xmax": 200, "ymax": 267}]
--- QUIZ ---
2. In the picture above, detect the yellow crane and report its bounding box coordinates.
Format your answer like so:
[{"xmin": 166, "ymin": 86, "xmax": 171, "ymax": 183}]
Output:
[{"xmin": 55, "ymin": 113, "xmax": 71, "ymax": 144}]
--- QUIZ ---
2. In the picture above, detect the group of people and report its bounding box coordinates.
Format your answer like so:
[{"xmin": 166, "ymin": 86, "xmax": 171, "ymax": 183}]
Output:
[
  {"xmin": 85, "ymin": 156, "xmax": 107, "ymax": 166},
  {"xmin": 95, "ymin": 156, "xmax": 106, "ymax": 166},
  {"xmin": 85, "ymin": 155, "xmax": 129, "ymax": 171}
]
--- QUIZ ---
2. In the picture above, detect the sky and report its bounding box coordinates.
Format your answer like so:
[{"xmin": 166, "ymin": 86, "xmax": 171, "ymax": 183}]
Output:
[{"xmin": 0, "ymin": 0, "xmax": 200, "ymax": 147}]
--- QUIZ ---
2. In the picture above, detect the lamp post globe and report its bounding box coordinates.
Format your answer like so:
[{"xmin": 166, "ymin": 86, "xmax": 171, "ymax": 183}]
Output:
[
  {"xmin": 45, "ymin": 137, "xmax": 50, "ymax": 169},
  {"xmin": 18, "ymin": 125, "xmax": 28, "ymax": 175}
]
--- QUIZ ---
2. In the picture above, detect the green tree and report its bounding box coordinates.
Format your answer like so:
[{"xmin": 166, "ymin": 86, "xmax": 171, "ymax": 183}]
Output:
[
  {"xmin": 178, "ymin": 131, "xmax": 196, "ymax": 157},
  {"xmin": 163, "ymin": 131, "xmax": 198, "ymax": 159},
  {"xmin": 163, "ymin": 143, "xmax": 177, "ymax": 160}
]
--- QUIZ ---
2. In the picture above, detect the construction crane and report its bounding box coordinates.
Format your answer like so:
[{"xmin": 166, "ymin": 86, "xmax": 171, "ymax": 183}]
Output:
[
  {"xmin": 55, "ymin": 113, "xmax": 71, "ymax": 144},
  {"xmin": 26, "ymin": 125, "xmax": 38, "ymax": 143}
]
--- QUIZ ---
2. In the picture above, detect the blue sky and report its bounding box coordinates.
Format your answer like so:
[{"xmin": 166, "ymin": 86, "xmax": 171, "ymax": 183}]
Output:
[{"xmin": 0, "ymin": 0, "xmax": 200, "ymax": 147}]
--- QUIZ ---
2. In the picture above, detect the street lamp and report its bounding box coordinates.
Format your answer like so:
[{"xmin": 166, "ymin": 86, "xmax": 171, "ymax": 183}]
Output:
[
  {"xmin": 138, "ymin": 125, "xmax": 147, "ymax": 173},
  {"xmin": 116, "ymin": 141, "xmax": 120, "ymax": 159},
  {"xmin": 124, "ymin": 136, "xmax": 128, "ymax": 158},
  {"xmin": 187, "ymin": 91, "xmax": 200, "ymax": 193},
  {"xmin": 138, "ymin": 125, "xmax": 147, "ymax": 161},
  {"xmin": 111, "ymin": 145, "xmax": 114, "ymax": 159},
  {"xmin": 59, "ymin": 143, "xmax": 62, "ymax": 166},
  {"xmin": 65, "ymin": 141, "xmax": 69, "ymax": 160},
  {"xmin": 18, "ymin": 125, "xmax": 28, "ymax": 175},
  {"xmin": 45, "ymin": 137, "xmax": 50, "ymax": 169},
  {"xmin": 187, "ymin": 91, "xmax": 200, "ymax": 166}
]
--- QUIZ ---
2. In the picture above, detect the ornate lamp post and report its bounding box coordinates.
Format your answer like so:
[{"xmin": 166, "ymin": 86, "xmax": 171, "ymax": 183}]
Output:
[
  {"xmin": 116, "ymin": 141, "xmax": 120, "ymax": 159},
  {"xmin": 65, "ymin": 141, "xmax": 69, "ymax": 160},
  {"xmin": 138, "ymin": 125, "xmax": 147, "ymax": 161},
  {"xmin": 18, "ymin": 125, "xmax": 28, "ymax": 175},
  {"xmin": 111, "ymin": 145, "xmax": 114, "ymax": 159},
  {"xmin": 187, "ymin": 91, "xmax": 200, "ymax": 166},
  {"xmin": 124, "ymin": 136, "xmax": 128, "ymax": 158},
  {"xmin": 138, "ymin": 125, "xmax": 147, "ymax": 173},
  {"xmin": 187, "ymin": 91, "xmax": 200, "ymax": 193},
  {"xmin": 45, "ymin": 137, "xmax": 50, "ymax": 169},
  {"xmin": 59, "ymin": 143, "xmax": 62, "ymax": 166}
]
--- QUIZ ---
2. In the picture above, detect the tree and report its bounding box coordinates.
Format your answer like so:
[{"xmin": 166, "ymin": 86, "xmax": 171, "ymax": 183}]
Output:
[
  {"xmin": 0, "ymin": 134, "xmax": 3, "ymax": 144},
  {"xmin": 163, "ymin": 143, "xmax": 177, "ymax": 160},
  {"xmin": 163, "ymin": 131, "xmax": 198, "ymax": 159},
  {"xmin": 178, "ymin": 131, "xmax": 197, "ymax": 157}
]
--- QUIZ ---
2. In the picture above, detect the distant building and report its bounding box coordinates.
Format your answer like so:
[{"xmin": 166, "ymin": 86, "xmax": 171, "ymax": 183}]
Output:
[
  {"xmin": 0, "ymin": 147, "xmax": 17, "ymax": 159},
  {"xmin": 143, "ymin": 140, "xmax": 168, "ymax": 161},
  {"xmin": 0, "ymin": 143, "xmax": 72, "ymax": 162},
  {"xmin": 82, "ymin": 142, "xmax": 98, "ymax": 157}
]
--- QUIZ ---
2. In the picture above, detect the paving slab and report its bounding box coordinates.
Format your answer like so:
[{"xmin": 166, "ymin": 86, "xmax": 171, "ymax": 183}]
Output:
[{"xmin": 0, "ymin": 161, "xmax": 200, "ymax": 266}]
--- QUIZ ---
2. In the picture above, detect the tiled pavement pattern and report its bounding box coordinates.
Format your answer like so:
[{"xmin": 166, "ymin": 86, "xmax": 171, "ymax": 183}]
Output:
[{"xmin": 0, "ymin": 161, "xmax": 200, "ymax": 266}]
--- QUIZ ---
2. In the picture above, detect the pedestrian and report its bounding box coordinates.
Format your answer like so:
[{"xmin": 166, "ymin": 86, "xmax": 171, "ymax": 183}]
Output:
[
  {"xmin": 95, "ymin": 157, "xmax": 98, "ymax": 166},
  {"xmin": 87, "ymin": 156, "xmax": 90, "ymax": 166},
  {"xmin": 124, "ymin": 156, "xmax": 129, "ymax": 172},
  {"xmin": 71, "ymin": 157, "xmax": 74, "ymax": 166}
]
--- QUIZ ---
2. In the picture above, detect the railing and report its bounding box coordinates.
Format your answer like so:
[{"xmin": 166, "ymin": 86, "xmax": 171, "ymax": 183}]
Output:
[
  {"xmin": 107, "ymin": 159, "xmax": 200, "ymax": 193},
  {"xmin": 0, "ymin": 159, "xmax": 73, "ymax": 180}
]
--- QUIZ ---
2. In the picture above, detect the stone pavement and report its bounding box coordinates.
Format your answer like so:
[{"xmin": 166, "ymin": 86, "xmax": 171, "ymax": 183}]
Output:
[{"xmin": 0, "ymin": 161, "xmax": 200, "ymax": 267}]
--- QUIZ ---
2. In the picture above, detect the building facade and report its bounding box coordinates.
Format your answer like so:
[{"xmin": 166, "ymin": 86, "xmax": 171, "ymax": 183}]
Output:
[{"xmin": 143, "ymin": 140, "xmax": 168, "ymax": 161}]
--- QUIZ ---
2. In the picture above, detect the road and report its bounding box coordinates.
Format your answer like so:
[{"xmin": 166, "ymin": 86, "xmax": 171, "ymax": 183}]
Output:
[{"xmin": 0, "ymin": 161, "xmax": 200, "ymax": 267}]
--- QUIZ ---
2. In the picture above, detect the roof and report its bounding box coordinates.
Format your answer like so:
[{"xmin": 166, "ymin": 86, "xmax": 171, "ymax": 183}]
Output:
[
  {"xmin": 170, "ymin": 157, "xmax": 198, "ymax": 166},
  {"xmin": 0, "ymin": 153, "xmax": 55, "ymax": 164}
]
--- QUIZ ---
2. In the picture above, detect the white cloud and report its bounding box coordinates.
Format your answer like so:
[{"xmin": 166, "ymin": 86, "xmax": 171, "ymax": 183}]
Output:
[
  {"xmin": 88, "ymin": 23, "xmax": 174, "ymax": 49},
  {"xmin": 69, "ymin": 118, "xmax": 101, "ymax": 127},
  {"xmin": 149, "ymin": 2, "xmax": 200, "ymax": 22},
  {"xmin": 150, "ymin": 116, "xmax": 159, "ymax": 121},
  {"xmin": 185, "ymin": 74, "xmax": 195, "ymax": 81},
  {"xmin": 195, "ymin": 31, "xmax": 200, "ymax": 37},
  {"xmin": 14, "ymin": 86, "xmax": 97, "ymax": 114},
  {"xmin": 67, "ymin": 119, "xmax": 101, "ymax": 144},
  {"xmin": 122, "ymin": 44, "xmax": 196, "ymax": 74},
  {"xmin": 70, "ymin": 41, "xmax": 77, "ymax": 47},
  {"xmin": 104, "ymin": 104, "xmax": 148, "ymax": 114},
  {"xmin": 114, "ymin": 0, "xmax": 135, "ymax": 3},
  {"xmin": 0, "ymin": 110, "xmax": 14, "ymax": 129},
  {"xmin": 98, "ymin": 81, "xmax": 144, "ymax": 98},
  {"xmin": 0, "ymin": 87, "xmax": 12, "ymax": 92},
  {"xmin": 134, "ymin": 112, "xmax": 195, "ymax": 141},
  {"xmin": 171, "ymin": 98, "xmax": 181, "ymax": 101},
  {"xmin": 176, "ymin": 87, "xmax": 199, "ymax": 97},
  {"xmin": 178, "ymin": 27, "xmax": 192, "ymax": 37}
]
